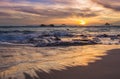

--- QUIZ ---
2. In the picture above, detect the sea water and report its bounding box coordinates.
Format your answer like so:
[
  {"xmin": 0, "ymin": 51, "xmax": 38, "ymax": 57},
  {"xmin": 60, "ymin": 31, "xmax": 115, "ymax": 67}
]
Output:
[{"xmin": 0, "ymin": 26, "xmax": 120, "ymax": 45}]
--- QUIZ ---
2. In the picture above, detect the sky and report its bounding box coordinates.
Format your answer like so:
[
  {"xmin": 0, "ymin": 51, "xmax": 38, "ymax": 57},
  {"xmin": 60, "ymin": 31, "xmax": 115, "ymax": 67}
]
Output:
[{"xmin": 0, "ymin": 0, "xmax": 120, "ymax": 26}]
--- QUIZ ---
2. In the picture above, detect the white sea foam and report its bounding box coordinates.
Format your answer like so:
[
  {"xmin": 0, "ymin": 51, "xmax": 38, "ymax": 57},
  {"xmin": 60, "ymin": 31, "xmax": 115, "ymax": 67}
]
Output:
[
  {"xmin": 0, "ymin": 26, "xmax": 120, "ymax": 79},
  {"xmin": 0, "ymin": 26, "xmax": 120, "ymax": 46}
]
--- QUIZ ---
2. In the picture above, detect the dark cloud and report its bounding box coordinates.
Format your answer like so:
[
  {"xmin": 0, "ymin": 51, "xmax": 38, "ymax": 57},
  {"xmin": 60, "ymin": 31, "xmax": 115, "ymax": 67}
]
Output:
[
  {"xmin": 13, "ymin": 6, "xmax": 98, "ymax": 18},
  {"xmin": 1, "ymin": 0, "xmax": 76, "ymax": 5},
  {"xmin": 0, "ymin": 12, "xmax": 11, "ymax": 16},
  {"xmin": 28, "ymin": 0, "xmax": 76, "ymax": 5},
  {"xmin": 92, "ymin": 0, "xmax": 120, "ymax": 11},
  {"xmin": 0, "ymin": 0, "xmax": 100, "ymax": 18},
  {"xmin": 52, "ymin": 0, "xmax": 76, "ymax": 5}
]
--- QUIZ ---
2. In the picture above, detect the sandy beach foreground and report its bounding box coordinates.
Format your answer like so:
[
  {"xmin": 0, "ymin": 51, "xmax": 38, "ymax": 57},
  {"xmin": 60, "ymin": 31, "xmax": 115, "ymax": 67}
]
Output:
[
  {"xmin": 0, "ymin": 44, "xmax": 120, "ymax": 79},
  {"xmin": 39, "ymin": 49, "xmax": 120, "ymax": 79}
]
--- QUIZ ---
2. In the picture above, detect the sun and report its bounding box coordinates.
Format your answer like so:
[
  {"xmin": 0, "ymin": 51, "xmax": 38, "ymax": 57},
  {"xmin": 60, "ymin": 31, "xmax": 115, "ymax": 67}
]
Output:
[{"xmin": 79, "ymin": 20, "xmax": 86, "ymax": 25}]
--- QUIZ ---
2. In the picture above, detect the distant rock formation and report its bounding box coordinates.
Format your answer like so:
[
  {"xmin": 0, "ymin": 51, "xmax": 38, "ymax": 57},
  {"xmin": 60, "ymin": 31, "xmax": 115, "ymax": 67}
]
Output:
[
  {"xmin": 49, "ymin": 24, "xmax": 55, "ymax": 27},
  {"xmin": 105, "ymin": 23, "xmax": 110, "ymax": 26},
  {"xmin": 40, "ymin": 24, "xmax": 46, "ymax": 27}
]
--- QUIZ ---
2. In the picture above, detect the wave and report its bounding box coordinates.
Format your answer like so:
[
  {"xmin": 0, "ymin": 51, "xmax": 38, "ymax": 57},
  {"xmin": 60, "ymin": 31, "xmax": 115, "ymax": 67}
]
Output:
[
  {"xmin": 0, "ymin": 45, "xmax": 120, "ymax": 79},
  {"xmin": 0, "ymin": 30, "xmax": 120, "ymax": 46}
]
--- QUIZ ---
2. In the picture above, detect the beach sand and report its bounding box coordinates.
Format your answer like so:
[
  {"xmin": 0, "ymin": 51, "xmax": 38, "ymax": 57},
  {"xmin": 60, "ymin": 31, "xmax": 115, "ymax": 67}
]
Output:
[
  {"xmin": 38, "ymin": 49, "xmax": 120, "ymax": 79},
  {"xmin": 0, "ymin": 44, "xmax": 120, "ymax": 79}
]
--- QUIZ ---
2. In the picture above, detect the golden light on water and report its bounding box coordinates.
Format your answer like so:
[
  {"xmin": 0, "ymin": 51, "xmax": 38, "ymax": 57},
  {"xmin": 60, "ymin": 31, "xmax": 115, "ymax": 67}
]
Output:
[{"xmin": 0, "ymin": 45, "xmax": 120, "ymax": 79}]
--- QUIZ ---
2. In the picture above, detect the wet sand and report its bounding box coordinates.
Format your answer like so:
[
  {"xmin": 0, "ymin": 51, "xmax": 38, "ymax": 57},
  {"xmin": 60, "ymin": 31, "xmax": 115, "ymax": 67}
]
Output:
[
  {"xmin": 0, "ymin": 45, "xmax": 120, "ymax": 79},
  {"xmin": 35, "ymin": 49, "xmax": 120, "ymax": 79}
]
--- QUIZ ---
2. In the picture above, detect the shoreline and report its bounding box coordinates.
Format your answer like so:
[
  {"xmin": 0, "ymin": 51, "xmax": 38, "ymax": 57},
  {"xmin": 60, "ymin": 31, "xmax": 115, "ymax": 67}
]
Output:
[
  {"xmin": 0, "ymin": 45, "xmax": 120, "ymax": 79},
  {"xmin": 32, "ymin": 49, "xmax": 120, "ymax": 79}
]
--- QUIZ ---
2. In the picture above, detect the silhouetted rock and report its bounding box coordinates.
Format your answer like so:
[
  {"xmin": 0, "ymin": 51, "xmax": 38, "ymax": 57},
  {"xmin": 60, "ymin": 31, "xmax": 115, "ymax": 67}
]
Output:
[
  {"xmin": 97, "ymin": 34, "xmax": 108, "ymax": 37},
  {"xmin": 49, "ymin": 24, "xmax": 55, "ymax": 27},
  {"xmin": 40, "ymin": 24, "xmax": 46, "ymax": 27},
  {"xmin": 54, "ymin": 36, "xmax": 61, "ymax": 41},
  {"xmin": 105, "ymin": 23, "xmax": 110, "ymax": 26}
]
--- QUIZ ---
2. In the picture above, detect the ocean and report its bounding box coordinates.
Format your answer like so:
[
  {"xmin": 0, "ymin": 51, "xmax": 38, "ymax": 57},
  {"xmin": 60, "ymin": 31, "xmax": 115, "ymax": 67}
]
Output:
[
  {"xmin": 0, "ymin": 26, "xmax": 120, "ymax": 79},
  {"xmin": 0, "ymin": 26, "xmax": 120, "ymax": 46},
  {"xmin": 0, "ymin": 26, "xmax": 120, "ymax": 34}
]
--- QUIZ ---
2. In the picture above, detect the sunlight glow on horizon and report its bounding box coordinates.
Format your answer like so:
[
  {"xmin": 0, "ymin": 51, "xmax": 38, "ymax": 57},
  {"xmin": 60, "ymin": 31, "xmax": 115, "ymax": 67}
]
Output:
[
  {"xmin": 79, "ymin": 20, "xmax": 86, "ymax": 25},
  {"xmin": 0, "ymin": 0, "xmax": 120, "ymax": 26}
]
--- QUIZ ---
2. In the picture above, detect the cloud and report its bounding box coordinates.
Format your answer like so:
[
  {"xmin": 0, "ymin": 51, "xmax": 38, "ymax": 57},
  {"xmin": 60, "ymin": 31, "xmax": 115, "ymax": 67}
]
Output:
[
  {"xmin": 0, "ymin": 0, "xmax": 119, "ymax": 25},
  {"xmin": 14, "ymin": 7, "xmax": 98, "ymax": 18},
  {"xmin": 91, "ymin": 0, "xmax": 120, "ymax": 11},
  {"xmin": 0, "ymin": 12, "xmax": 10, "ymax": 16},
  {"xmin": 0, "ymin": 0, "xmax": 101, "ymax": 25},
  {"xmin": 0, "ymin": 0, "xmax": 99, "ymax": 19}
]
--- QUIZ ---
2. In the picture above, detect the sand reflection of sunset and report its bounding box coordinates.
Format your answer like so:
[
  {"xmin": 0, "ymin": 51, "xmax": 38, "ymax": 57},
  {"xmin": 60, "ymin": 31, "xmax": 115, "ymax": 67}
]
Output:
[{"xmin": 0, "ymin": 45, "xmax": 120, "ymax": 79}]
